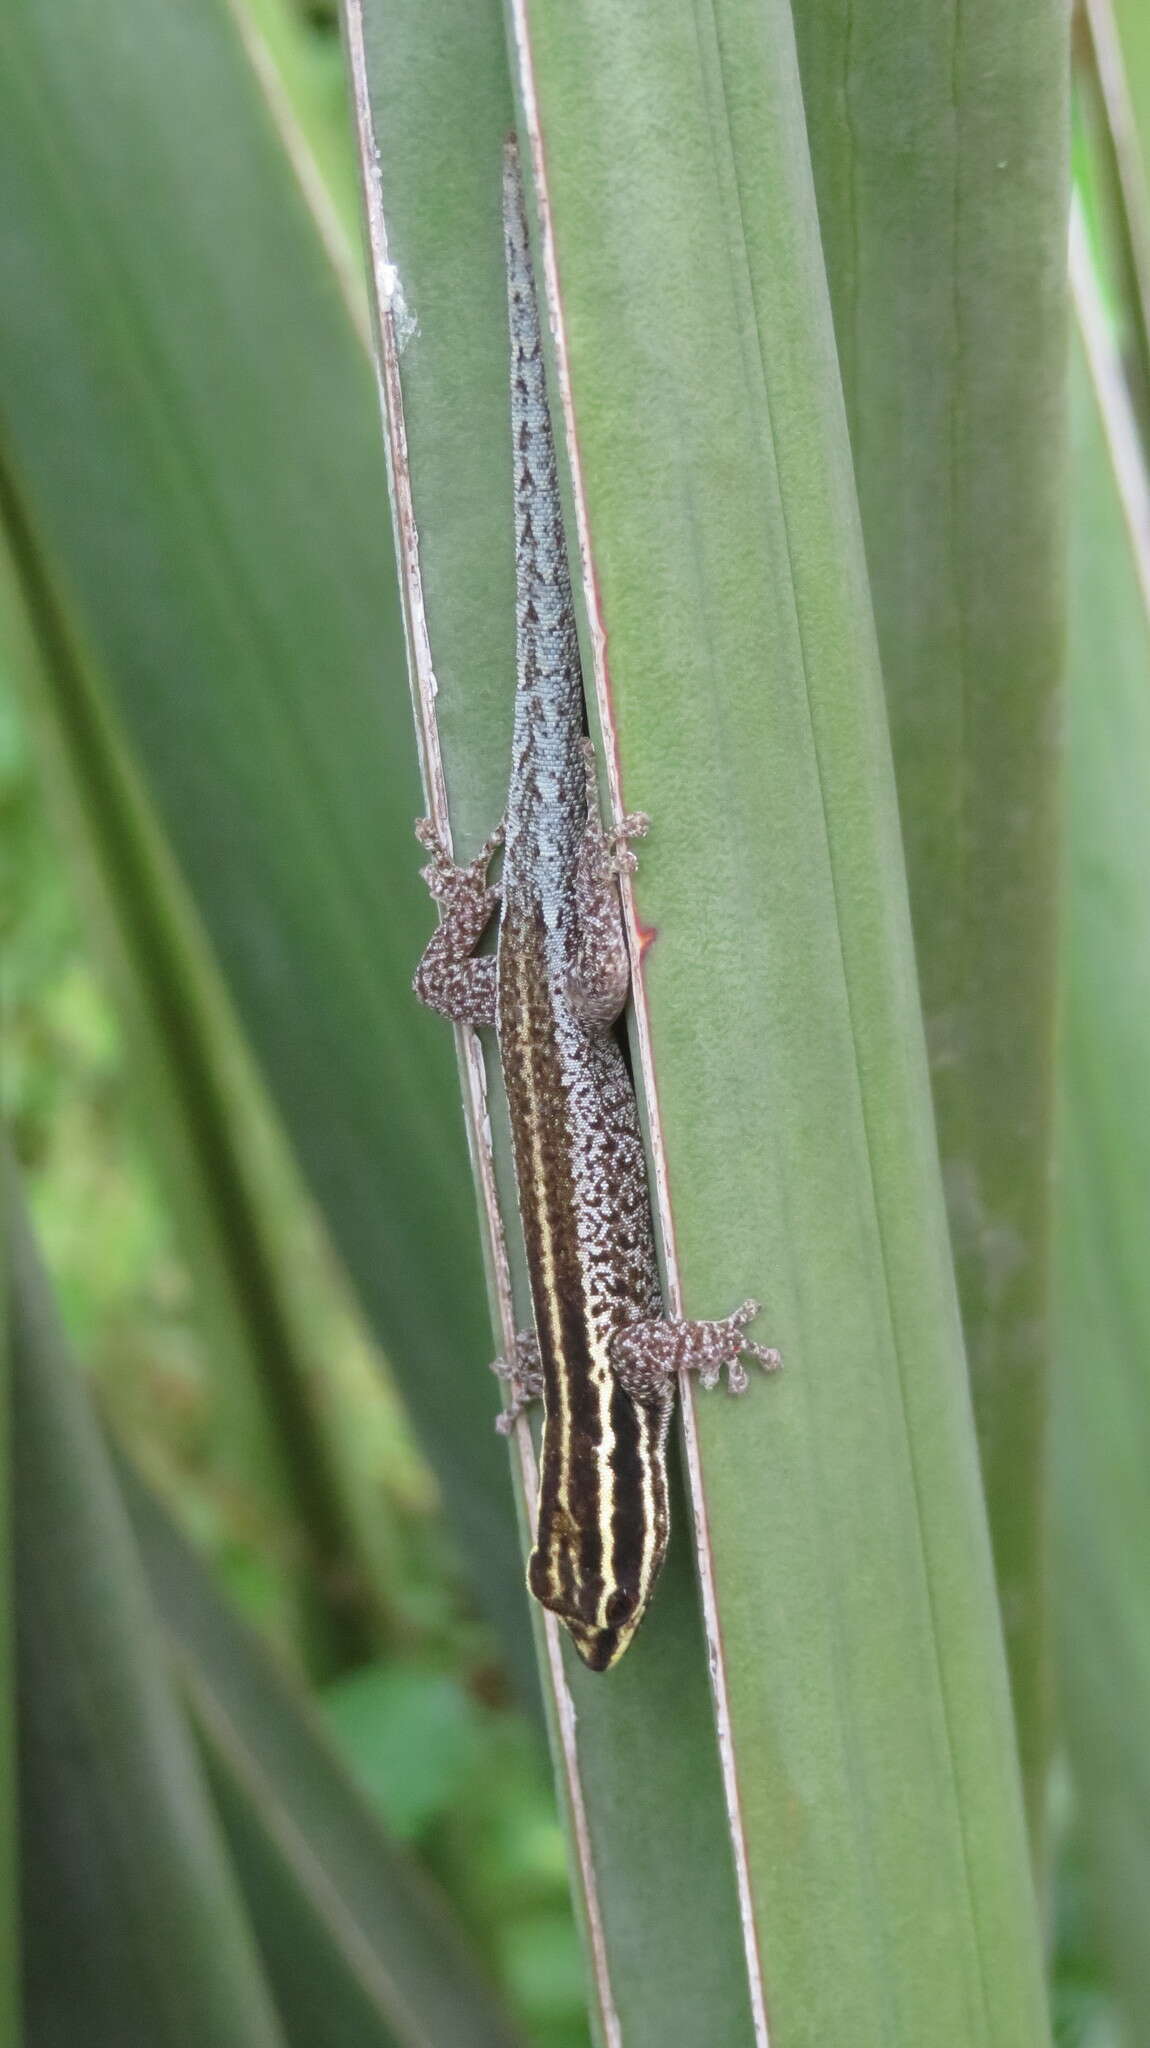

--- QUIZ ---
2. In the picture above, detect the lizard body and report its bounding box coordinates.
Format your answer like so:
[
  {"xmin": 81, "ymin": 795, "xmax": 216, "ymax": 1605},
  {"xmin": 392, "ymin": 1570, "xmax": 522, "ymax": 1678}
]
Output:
[{"xmin": 413, "ymin": 140, "xmax": 779, "ymax": 1671}]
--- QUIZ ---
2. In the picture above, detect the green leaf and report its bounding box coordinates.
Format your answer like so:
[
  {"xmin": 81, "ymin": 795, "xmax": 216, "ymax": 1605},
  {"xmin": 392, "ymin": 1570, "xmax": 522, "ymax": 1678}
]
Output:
[
  {"xmin": 1079, "ymin": 0, "xmax": 1150, "ymax": 405},
  {"xmin": 346, "ymin": 4, "xmax": 786, "ymax": 2038},
  {"xmin": 346, "ymin": 8, "xmax": 759, "ymax": 2041},
  {"xmin": 350, "ymin": 0, "xmax": 1050, "ymax": 2038},
  {"xmin": 1056, "ymin": 231, "xmax": 1150, "ymax": 2046},
  {"xmin": 238, "ymin": 0, "xmax": 368, "ymax": 258},
  {"xmin": 0, "ymin": 1183, "xmax": 15, "ymax": 2044},
  {"xmin": 792, "ymin": 0, "xmax": 1069, "ymax": 1849},
  {"xmin": 1110, "ymin": 0, "xmax": 1150, "ymax": 160},
  {"xmin": 0, "ymin": 474, "xmax": 388, "ymax": 1681},
  {"xmin": 0, "ymin": 0, "xmax": 532, "ymax": 1695},
  {"xmin": 120, "ymin": 1460, "xmax": 525, "ymax": 2048},
  {"xmin": 321, "ymin": 1663, "xmax": 481, "ymax": 1841},
  {"xmin": 8, "ymin": 1169, "xmax": 286, "ymax": 2048}
]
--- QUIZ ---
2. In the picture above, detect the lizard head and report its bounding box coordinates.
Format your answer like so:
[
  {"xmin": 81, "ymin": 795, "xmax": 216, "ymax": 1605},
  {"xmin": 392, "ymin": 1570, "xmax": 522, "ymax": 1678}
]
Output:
[
  {"xmin": 564, "ymin": 1602, "xmax": 645, "ymax": 1673},
  {"xmin": 528, "ymin": 1539, "xmax": 654, "ymax": 1672}
]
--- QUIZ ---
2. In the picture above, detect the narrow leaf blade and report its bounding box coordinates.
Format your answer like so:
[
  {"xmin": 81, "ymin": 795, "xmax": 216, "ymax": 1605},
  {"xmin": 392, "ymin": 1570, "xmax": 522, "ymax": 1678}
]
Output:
[
  {"xmin": 792, "ymin": 0, "xmax": 1069, "ymax": 1844},
  {"xmin": 121, "ymin": 1461, "xmax": 525, "ymax": 2048},
  {"xmin": 1056, "ymin": 227, "xmax": 1150, "ymax": 2047},
  {"xmin": 8, "ymin": 1174, "xmax": 285, "ymax": 2048},
  {"xmin": 345, "ymin": 2, "xmax": 763, "ymax": 2038}
]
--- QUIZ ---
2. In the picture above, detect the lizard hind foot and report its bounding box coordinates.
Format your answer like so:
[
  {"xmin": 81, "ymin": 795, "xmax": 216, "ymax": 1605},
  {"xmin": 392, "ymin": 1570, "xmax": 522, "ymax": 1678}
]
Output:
[
  {"xmin": 577, "ymin": 737, "xmax": 649, "ymax": 877},
  {"xmin": 607, "ymin": 811, "xmax": 650, "ymax": 877},
  {"xmin": 698, "ymin": 1299, "xmax": 783, "ymax": 1393},
  {"xmin": 610, "ymin": 1299, "xmax": 782, "ymax": 1404},
  {"xmin": 491, "ymin": 1330, "xmax": 544, "ymax": 1435},
  {"xmin": 413, "ymin": 815, "xmax": 454, "ymax": 897}
]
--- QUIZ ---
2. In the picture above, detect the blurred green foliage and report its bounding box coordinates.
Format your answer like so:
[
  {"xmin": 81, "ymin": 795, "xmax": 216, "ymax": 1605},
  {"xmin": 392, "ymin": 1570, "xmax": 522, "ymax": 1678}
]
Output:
[
  {"xmin": 1050, "ymin": 1775, "xmax": 1124, "ymax": 2048},
  {"xmin": 1, "ymin": 681, "xmax": 586, "ymax": 2046},
  {"xmin": 0, "ymin": 0, "xmax": 585, "ymax": 2031}
]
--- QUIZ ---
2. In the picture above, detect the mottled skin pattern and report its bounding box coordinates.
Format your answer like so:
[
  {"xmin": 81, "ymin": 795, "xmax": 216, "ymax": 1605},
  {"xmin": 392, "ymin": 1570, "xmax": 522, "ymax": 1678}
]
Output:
[{"xmin": 413, "ymin": 141, "xmax": 780, "ymax": 1672}]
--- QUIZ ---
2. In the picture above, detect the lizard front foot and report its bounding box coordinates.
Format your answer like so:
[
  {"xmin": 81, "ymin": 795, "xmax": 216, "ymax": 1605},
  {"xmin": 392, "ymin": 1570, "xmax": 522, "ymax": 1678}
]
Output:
[
  {"xmin": 611, "ymin": 1300, "xmax": 782, "ymax": 1405},
  {"xmin": 491, "ymin": 1331, "xmax": 544, "ymax": 1434}
]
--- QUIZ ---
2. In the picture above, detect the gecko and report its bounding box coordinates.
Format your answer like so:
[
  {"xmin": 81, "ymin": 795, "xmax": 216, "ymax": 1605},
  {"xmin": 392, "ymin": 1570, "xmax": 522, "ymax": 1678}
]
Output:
[{"xmin": 412, "ymin": 138, "xmax": 781, "ymax": 1672}]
